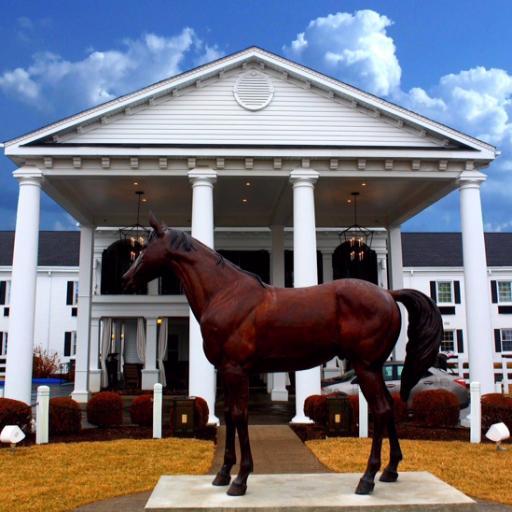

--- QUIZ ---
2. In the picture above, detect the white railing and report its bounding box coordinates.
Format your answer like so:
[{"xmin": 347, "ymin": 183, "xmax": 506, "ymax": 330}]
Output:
[{"xmin": 153, "ymin": 383, "xmax": 163, "ymax": 439}]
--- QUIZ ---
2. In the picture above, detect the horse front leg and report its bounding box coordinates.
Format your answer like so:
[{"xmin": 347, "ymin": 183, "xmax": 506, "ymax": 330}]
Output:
[
  {"xmin": 225, "ymin": 365, "xmax": 253, "ymax": 497},
  {"xmin": 354, "ymin": 367, "xmax": 390, "ymax": 495},
  {"xmin": 212, "ymin": 371, "xmax": 236, "ymax": 486}
]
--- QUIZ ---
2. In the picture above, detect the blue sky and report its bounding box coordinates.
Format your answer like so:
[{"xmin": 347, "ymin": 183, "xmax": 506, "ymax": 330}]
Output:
[{"xmin": 1, "ymin": 0, "xmax": 511, "ymax": 231}]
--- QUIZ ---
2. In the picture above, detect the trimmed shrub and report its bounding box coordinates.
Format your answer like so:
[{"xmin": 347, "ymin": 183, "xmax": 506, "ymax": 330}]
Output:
[
  {"xmin": 49, "ymin": 397, "xmax": 81, "ymax": 435},
  {"xmin": 348, "ymin": 394, "xmax": 359, "ymax": 431},
  {"xmin": 304, "ymin": 395, "xmax": 328, "ymax": 425},
  {"xmin": 391, "ymin": 392, "xmax": 408, "ymax": 423},
  {"xmin": 481, "ymin": 393, "xmax": 512, "ymax": 432},
  {"xmin": 411, "ymin": 389, "xmax": 459, "ymax": 427},
  {"xmin": 0, "ymin": 398, "xmax": 32, "ymax": 434},
  {"xmin": 130, "ymin": 394, "xmax": 153, "ymax": 427},
  {"xmin": 194, "ymin": 396, "xmax": 209, "ymax": 431},
  {"xmin": 87, "ymin": 391, "xmax": 123, "ymax": 427}
]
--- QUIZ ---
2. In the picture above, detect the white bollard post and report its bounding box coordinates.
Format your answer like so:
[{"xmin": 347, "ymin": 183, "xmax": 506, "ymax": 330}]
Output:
[
  {"xmin": 36, "ymin": 385, "xmax": 50, "ymax": 445},
  {"xmin": 470, "ymin": 381, "xmax": 481, "ymax": 444},
  {"xmin": 358, "ymin": 386, "xmax": 368, "ymax": 438},
  {"xmin": 153, "ymin": 383, "xmax": 163, "ymax": 439}
]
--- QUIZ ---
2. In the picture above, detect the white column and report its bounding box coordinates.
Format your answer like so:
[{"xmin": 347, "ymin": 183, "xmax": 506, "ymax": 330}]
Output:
[
  {"xmin": 188, "ymin": 169, "xmax": 219, "ymax": 424},
  {"xmin": 4, "ymin": 167, "xmax": 43, "ymax": 404},
  {"xmin": 322, "ymin": 250, "xmax": 339, "ymax": 379},
  {"xmin": 459, "ymin": 171, "xmax": 495, "ymax": 394},
  {"xmin": 388, "ymin": 225, "xmax": 407, "ymax": 361},
  {"xmin": 290, "ymin": 169, "xmax": 321, "ymax": 423},
  {"xmin": 322, "ymin": 250, "xmax": 333, "ymax": 283},
  {"xmin": 270, "ymin": 225, "xmax": 289, "ymax": 402},
  {"xmin": 72, "ymin": 225, "xmax": 94, "ymax": 403},
  {"xmin": 89, "ymin": 318, "xmax": 101, "ymax": 392},
  {"xmin": 142, "ymin": 317, "xmax": 159, "ymax": 389}
]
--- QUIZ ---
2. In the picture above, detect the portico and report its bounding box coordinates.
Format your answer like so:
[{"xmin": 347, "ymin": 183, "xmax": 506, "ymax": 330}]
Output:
[{"xmin": 2, "ymin": 47, "xmax": 497, "ymax": 417}]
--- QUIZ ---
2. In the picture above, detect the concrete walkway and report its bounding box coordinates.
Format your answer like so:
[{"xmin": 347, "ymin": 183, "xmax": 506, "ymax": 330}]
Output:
[{"xmin": 209, "ymin": 425, "xmax": 329, "ymax": 475}]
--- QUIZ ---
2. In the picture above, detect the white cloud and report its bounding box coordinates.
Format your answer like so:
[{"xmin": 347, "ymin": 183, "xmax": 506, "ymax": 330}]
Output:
[
  {"xmin": 0, "ymin": 28, "xmax": 223, "ymax": 110},
  {"xmin": 402, "ymin": 67, "xmax": 512, "ymax": 147},
  {"xmin": 283, "ymin": 10, "xmax": 401, "ymax": 96},
  {"xmin": 0, "ymin": 67, "xmax": 40, "ymax": 100}
]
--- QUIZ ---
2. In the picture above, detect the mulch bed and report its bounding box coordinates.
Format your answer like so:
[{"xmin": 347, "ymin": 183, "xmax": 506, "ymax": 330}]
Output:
[
  {"xmin": 289, "ymin": 421, "xmax": 508, "ymax": 443},
  {"xmin": 2, "ymin": 425, "xmax": 217, "ymax": 448}
]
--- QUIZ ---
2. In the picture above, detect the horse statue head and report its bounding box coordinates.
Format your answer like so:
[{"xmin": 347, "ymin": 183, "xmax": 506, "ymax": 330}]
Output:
[{"xmin": 122, "ymin": 212, "xmax": 172, "ymax": 290}]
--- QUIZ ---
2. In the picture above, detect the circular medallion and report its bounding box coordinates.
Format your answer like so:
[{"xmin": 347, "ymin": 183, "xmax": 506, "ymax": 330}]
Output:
[{"xmin": 233, "ymin": 70, "xmax": 274, "ymax": 111}]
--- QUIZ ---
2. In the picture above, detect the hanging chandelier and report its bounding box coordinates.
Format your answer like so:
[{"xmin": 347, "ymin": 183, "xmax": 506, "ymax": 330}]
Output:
[
  {"xmin": 340, "ymin": 192, "xmax": 373, "ymax": 262},
  {"xmin": 119, "ymin": 191, "xmax": 150, "ymax": 261}
]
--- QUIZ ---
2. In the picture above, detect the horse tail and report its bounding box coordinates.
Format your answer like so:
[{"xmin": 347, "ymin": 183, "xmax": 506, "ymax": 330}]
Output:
[{"xmin": 390, "ymin": 289, "xmax": 443, "ymax": 402}]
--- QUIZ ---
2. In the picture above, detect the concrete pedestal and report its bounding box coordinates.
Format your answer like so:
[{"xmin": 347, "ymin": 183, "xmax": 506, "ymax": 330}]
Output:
[{"xmin": 145, "ymin": 472, "xmax": 475, "ymax": 511}]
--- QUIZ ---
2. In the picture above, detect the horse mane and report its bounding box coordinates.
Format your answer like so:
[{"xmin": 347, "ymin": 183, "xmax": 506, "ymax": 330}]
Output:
[
  {"xmin": 165, "ymin": 229, "xmax": 267, "ymax": 289},
  {"xmin": 216, "ymin": 252, "xmax": 269, "ymax": 289}
]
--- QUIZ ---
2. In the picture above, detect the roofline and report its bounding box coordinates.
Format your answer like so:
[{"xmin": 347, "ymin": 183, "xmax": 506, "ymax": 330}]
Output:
[{"xmin": 3, "ymin": 46, "xmax": 496, "ymax": 155}]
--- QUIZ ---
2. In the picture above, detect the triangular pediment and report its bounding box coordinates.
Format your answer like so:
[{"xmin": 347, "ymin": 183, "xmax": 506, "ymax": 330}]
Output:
[
  {"xmin": 4, "ymin": 47, "xmax": 495, "ymax": 156},
  {"xmin": 52, "ymin": 65, "xmax": 449, "ymax": 148}
]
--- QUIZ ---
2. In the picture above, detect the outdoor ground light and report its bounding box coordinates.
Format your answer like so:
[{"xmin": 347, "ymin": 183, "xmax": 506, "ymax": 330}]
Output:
[
  {"xmin": 485, "ymin": 422, "xmax": 510, "ymax": 451},
  {"xmin": 0, "ymin": 425, "xmax": 26, "ymax": 450}
]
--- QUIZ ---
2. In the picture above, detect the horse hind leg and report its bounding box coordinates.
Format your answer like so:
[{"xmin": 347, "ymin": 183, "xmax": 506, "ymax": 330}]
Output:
[
  {"xmin": 379, "ymin": 389, "xmax": 403, "ymax": 483},
  {"xmin": 353, "ymin": 366, "xmax": 392, "ymax": 495}
]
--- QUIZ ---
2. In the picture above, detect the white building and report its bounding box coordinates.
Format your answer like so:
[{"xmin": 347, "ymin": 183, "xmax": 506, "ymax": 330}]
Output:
[
  {"xmin": 1, "ymin": 230, "xmax": 511, "ymax": 391},
  {"xmin": 1, "ymin": 47, "xmax": 500, "ymax": 423}
]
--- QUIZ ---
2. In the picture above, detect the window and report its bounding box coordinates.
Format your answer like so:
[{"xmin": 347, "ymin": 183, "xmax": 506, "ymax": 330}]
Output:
[
  {"xmin": 498, "ymin": 281, "xmax": 512, "ymax": 303},
  {"xmin": 66, "ymin": 281, "xmax": 79, "ymax": 306},
  {"xmin": 0, "ymin": 281, "xmax": 10, "ymax": 305},
  {"xmin": 64, "ymin": 331, "xmax": 77, "ymax": 357},
  {"xmin": 436, "ymin": 281, "xmax": 453, "ymax": 303},
  {"xmin": 0, "ymin": 332, "xmax": 7, "ymax": 356},
  {"xmin": 501, "ymin": 329, "xmax": 512, "ymax": 352},
  {"xmin": 383, "ymin": 365, "xmax": 394, "ymax": 381},
  {"xmin": 441, "ymin": 330, "xmax": 455, "ymax": 352}
]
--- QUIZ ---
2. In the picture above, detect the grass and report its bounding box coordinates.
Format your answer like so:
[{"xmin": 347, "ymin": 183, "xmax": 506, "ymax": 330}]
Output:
[
  {"xmin": 307, "ymin": 438, "xmax": 512, "ymax": 505},
  {"xmin": 0, "ymin": 437, "xmax": 214, "ymax": 512}
]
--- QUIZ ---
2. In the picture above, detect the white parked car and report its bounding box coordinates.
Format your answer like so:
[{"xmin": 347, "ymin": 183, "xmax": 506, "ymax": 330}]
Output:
[{"xmin": 321, "ymin": 361, "xmax": 469, "ymax": 408}]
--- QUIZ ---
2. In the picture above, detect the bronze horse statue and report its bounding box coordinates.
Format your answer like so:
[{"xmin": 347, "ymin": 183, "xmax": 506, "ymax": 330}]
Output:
[{"xmin": 123, "ymin": 214, "xmax": 442, "ymax": 497}]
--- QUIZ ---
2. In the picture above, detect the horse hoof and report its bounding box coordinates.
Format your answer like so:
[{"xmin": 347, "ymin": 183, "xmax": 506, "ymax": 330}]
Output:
[
  {"xmin": 212, "ymin": 472, "xmax": 231, "ymax": 486},
  {"xmin": 379, "ymin": 469, "xmax": 399, "ymax": 483},
  {"xmin": 355, "ymin": 478, "xmax": 375, "ymax": 495},
  {"xmin": 227, "ymin": 482, "xmax": 247, "ymax": 496}
]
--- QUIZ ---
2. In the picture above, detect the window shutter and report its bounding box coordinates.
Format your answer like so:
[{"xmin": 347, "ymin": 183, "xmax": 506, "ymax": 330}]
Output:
[
  {"xmin": 454, "ymin": 281, "xmax": 461, "ymax": 304},
  {"xmin": 456, "ymin": 330, "xmax": 464, "ymax": 353},
  {"xmin": 491, "ymin": 281, "xmax": 498, "ymax": 303},
  {"xmin": 430, "ymin": 281, "xmax": 437, "ymax": 302},
  {"xmin": 66, "ymin": 281, "xmax": 74, "ymax": 305},
  {"xmin": 494, "ymin": 329, "xmax": 502, "ymax": 353},
  {"xmin": 0, "ymin": 281, "xmax": 5, "ymax": 305},
  {"xmin": 64, "ymin": 332, "xmax": 71, "ymax": 357},
  {"xmin": 0, "ymin": 332, "xmax": 3, "ymax": 355}
]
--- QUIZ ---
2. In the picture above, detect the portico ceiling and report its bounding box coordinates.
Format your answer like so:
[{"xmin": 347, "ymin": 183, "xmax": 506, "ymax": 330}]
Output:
[{"xmin": 42, "ymin": 168, "xmax": 457, "ymax": 228}]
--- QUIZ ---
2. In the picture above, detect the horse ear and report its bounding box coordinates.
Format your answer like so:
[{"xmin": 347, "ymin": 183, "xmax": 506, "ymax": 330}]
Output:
[{"xmin": 148, "ymin": 211, "xmax": 165, "ymax": 238}]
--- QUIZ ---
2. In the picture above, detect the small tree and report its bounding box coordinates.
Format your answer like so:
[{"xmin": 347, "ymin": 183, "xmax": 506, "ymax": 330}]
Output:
[{"xmin": 33, "ymin": 345, "xmax": 60, "ymax": 378}]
